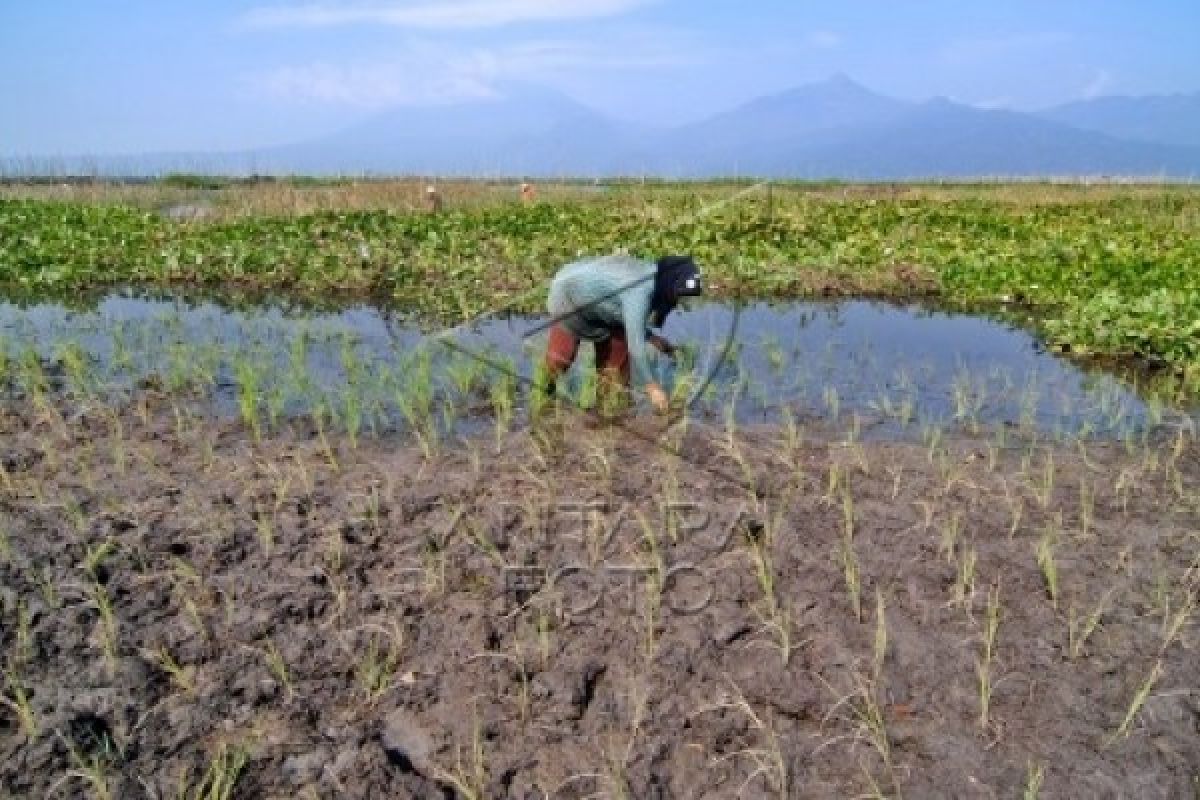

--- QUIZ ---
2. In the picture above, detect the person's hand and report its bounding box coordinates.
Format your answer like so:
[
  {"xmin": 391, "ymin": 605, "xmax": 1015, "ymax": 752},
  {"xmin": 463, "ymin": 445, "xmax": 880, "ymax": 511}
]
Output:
[{"xmin": 646, "ymin": 383, "xmax": 670, "ymax": 414}]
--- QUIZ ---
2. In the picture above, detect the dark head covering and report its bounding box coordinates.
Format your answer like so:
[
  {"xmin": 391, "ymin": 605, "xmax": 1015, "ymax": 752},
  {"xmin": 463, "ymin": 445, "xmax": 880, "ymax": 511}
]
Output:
[{"xmin": 650, "ymin": 255, "xmax": 703, "ymax": 327}]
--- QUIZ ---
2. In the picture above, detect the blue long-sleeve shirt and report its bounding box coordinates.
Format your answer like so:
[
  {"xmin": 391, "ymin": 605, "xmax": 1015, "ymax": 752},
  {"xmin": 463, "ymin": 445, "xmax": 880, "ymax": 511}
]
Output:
[{"xmin": 546, "ymin": 255, "xmax": 657, "ymax": 387}]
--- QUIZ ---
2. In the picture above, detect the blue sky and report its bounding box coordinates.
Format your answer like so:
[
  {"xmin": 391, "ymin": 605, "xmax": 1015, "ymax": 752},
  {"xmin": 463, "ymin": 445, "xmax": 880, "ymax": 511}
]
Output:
[{"xmin": 3, "ymin": 0, "xmax": 1199, "ymax": 155}]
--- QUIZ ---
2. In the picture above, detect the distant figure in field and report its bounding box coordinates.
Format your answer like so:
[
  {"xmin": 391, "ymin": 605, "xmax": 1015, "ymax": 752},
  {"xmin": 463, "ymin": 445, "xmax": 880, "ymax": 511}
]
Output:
[
  {"xmin": 520, "ymin": 182, "xmax": 537, "ymax": 203},
  {"xmin": 424, "ymin": 184, "xmax": 443, "ymax": 213}
]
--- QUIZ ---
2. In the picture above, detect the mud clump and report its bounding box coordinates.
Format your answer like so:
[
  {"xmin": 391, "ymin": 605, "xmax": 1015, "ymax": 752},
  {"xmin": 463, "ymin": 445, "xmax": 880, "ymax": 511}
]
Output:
[{"xmin": 0, "ymin": 393, "xmax": 1197, "ymax": 798}]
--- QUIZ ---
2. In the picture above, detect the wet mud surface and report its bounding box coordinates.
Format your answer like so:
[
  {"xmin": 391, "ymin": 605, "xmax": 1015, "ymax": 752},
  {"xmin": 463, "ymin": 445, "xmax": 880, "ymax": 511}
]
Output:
[{"xmin": 1, "ymin": 393, "xmax": 1198, "ymax": 798}]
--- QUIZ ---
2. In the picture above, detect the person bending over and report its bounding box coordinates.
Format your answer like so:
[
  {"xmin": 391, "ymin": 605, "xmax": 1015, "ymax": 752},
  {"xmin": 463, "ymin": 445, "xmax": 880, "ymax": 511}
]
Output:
[{"xmin": 542, "ymin": 254, "xmax": 703, "ymax": 413}]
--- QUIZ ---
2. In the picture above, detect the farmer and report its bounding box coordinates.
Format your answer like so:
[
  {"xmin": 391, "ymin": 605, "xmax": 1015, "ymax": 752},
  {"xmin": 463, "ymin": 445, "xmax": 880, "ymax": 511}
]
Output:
[
  {"xmin": 424, "ymin": 184, "xmax": 443, "ymax": 213},
  {"xmin": 542, "ymin": 254, "xmax": 703, "ymax": 413}
]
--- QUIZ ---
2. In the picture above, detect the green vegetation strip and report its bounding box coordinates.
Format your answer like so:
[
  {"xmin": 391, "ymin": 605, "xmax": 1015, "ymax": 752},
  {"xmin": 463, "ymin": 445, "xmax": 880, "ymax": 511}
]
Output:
[{"xmin": 1, "ymin": 189, "xmax": 1198, "ymax": 386}]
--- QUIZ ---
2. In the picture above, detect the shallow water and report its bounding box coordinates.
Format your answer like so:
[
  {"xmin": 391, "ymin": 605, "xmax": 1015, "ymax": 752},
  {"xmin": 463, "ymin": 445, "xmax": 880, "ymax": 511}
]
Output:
[{"xmin": 0, "ymin": 290, "xmax": 1192, "ymax": 439}]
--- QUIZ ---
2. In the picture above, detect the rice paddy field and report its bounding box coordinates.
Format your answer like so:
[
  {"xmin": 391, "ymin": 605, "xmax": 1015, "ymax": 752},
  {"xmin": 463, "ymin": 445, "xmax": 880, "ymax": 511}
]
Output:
[{"xmin": 0, "ymin": 179, "xmax": 1197, "ymax": 798}]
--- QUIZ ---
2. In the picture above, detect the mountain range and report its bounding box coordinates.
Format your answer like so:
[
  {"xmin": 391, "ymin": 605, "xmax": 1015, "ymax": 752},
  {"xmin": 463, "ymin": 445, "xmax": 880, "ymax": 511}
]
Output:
[{"xmin": 9, "ymin": 76, "xmax": 1200, "ymax": 179}]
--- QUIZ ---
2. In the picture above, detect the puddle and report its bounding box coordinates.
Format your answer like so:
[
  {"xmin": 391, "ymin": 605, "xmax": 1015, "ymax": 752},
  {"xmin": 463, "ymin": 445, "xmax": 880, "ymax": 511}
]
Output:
[{"xmin": 0, "ymin": 290, "xmax": 1192, "ymax": 439}]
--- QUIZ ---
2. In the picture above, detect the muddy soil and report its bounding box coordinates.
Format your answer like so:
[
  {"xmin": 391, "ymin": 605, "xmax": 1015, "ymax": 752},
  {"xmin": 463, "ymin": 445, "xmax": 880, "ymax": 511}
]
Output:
[{"xmin": 0, "ymin": 392, "xmax": 1197, "ymax": 799}]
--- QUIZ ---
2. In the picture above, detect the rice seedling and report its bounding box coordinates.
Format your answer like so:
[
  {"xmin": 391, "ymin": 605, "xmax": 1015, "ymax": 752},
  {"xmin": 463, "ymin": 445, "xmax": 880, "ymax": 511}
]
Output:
[
  {"xmin": 1004, "ymin": 484, "xmax": 1024, "ymax": 540},
  {"xmin": 634, "ymin": 509, "xmax": 666, "ymax": 592},
  {"xmin": 105, "ymin": 407, "xmax": 127, "ymax": 474},
  {"xmin": 639, "ymin": 562, "xmax": 663, "ymax": 662},
  {"xmin": 459, "ymin": 506, "xmax": 508, "ymax": 569},
  {"xmin": 845, "ymin": 432, "xmax": 870, "ymax": 476},
  {"xmin": 56, "ymin": 340, "xmax": 94, "ymax": 398},
  {"xmin": 556, "ymin": 678, "xmax": 647, "ymax": 800},
  {"xmin": 1108, "ymin": 659, "xmax": 1164, "ymax": 744},
  {"xmin": 311, "ymin": 402, "xmax": 341, "ymax": 469},
  {"xmin": 232, "ymin": 356, "xmax": 263, "ymax": 442},
  {"xmin": 90, "ymin": 580, "xmax": 120, "ymax": 674},
  {"xmin": 1, "ymin": 665, "xmax": 38, "ymax": 737},
  {"xmin": 309, "ymin": 561, "xmax": 345, "ymax": 629},
  {"xmin": 951, "ymin": 369, "xmax": 985, "ymax": 431},
  {"xmin": 740, "ymin": 497, "xmax": 797, "ymax": 664},
  {"xmin": 1068, "ymin": 586, "xmax": 1117, "ymax": 659},
  {"xmin": 871, "ymin": 388, "xmax": 915, "ymax": 430},
  {"xmin": 487, "ymin": 359, "xmax": 517, "ymax": 446},
  {"xmin": 872, "ymin": 589, "xmax": 889, "ymax": 682},
  {"xmin": 434, "ymin": 711, "xmax": 488, "ymax": 800},
  {"xmin": 823, "ymin": 384, "xmax": 841, "ymax": 423},
  {"xmin": 83, "ymin": 538, "xmax": 116, "ymax": 580},
  {"xmin": 824, "ymin": 461, "xmax": 843, "ymax": 506},
  {"xmin": 175, "ymin": 741, "xmax": 250, "ymax": 800},
  {"xmin": 63, "ymin": 496, "xmax": 90, "ymax": 537},
  {"xmin": 1023, "ymin": 762, "xmax": 1045, "ymax": 799},
  {"xmin": 17, "ymin": 347, "xmax": 48, "ymax": 401},
  {"xmin": 352, "ymin": 482, "xmax": 384, "ymax": 536},
  {"xmin": 923, "ymin": 423, "xmax": 943, "ymax": 464},
  {"xmin": 535, "ymin": 609, "xmax": 553, "ymax": 669},
  {"xmin": 1077, "ymin": 477, "xmax": 1095, "ymax": 537},
  {"xmin": 421, "ymin": 534, "xmax": 448, "ymax": 596},
  {"xmin": 939, "ymin": 512, "xmax": 962, "ymax": 564},
  {"xmin": 147, "ymin": 644, "xmax": 196, "ymax": 694},
  {"xmin": 253, "ymin": 638, "xmax": 294, "ymax": 699},
  {"xmin": 339, "ymin": 384, "xmax": 364, "ymax": 449},
  {"xmin": 838, "ymin": 490, "xmax": 863, "ymax": 623},
  {"xmin": 11, "ymin": 598, "xmax": 33, "ymax": 666},
  {"xmin": 951, "ymin": 547, "xmax": 977, "ymax": 611},
  {"xmin": 51, "ymin": 731, "xmax": 117, "ymax": 800},
  {"xmin": 251, "ymin": 501, "xmax": 274, "ymax": 557},
  {"xmin": 778, "ymin": 406, "xmax": 803, "ymax": 466},
  {"xmin": 1033, "ymin": 450, "xmax": 1056, "ymax": 509},
  {"xmin": 762, "ymin": 335, "xmax": 786, "ymax": 373},
  {"xmin": 1034, "ymin": 523, "xmax": 1060, "ymax": 609},
  {"xmin": 353, "ymin": 624, "xmax": 405, "ymax": 705},
  {"xmin": 722, "ymin": 413, "xmax": 759, "ymax": 491},
  {"xmin": 885, "ymin": 465, "xmax": 904, "ymax": 501},
  {"xmin": 977, "ymin": 585, "xmax": 1001, "ymax": 729},
  {"xmin": 818, "ymin": 670, "xmax": 898, "ymax": 800},
  {"xmin": 694, "ymin": 681, "xmax": 790, "ymax": 799},
  {"xmin": 1159, "ymin": 587, "xmax": 1195, "ymax": 653}
]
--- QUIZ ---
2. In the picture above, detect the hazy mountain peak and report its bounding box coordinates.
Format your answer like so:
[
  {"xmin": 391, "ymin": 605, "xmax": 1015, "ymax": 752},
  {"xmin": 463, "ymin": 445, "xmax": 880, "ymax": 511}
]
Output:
[
  {"xmin": 10, "ymin": 78, "xmax": 1199, "ymax": 179},
  {"xmin": 1040, "ymin": 90, "xmax": 1200, "ymax": 148},
  {"xmin": 822, "ymin": 72, "xmax": 868, "ymax": 91}
]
